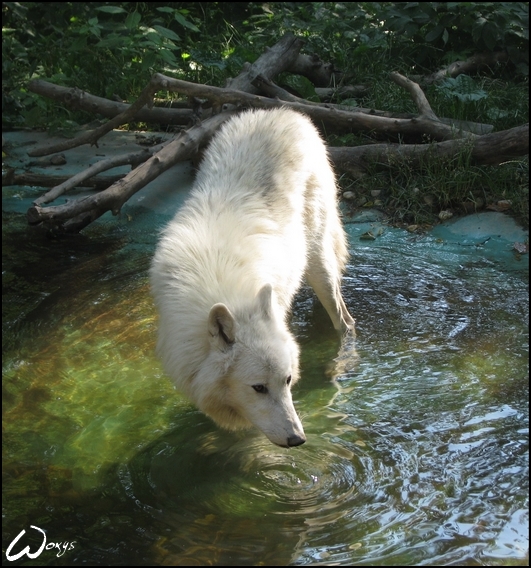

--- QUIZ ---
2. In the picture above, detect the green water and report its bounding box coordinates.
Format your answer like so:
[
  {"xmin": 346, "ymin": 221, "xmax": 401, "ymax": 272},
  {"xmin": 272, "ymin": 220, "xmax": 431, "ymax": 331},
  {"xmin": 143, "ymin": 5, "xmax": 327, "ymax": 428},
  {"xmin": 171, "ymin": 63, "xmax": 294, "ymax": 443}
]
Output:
[{"xmin": 2, "ymin": 201, "xmax": 529, "ymax": 566}]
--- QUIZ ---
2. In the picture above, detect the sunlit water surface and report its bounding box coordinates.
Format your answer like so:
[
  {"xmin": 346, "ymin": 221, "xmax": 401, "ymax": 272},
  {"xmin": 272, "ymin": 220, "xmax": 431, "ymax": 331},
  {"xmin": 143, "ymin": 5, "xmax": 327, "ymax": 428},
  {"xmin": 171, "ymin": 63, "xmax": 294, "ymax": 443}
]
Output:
[{"xmin": 2, "ymin": 198, "xmax": 529, "ymax": 566}]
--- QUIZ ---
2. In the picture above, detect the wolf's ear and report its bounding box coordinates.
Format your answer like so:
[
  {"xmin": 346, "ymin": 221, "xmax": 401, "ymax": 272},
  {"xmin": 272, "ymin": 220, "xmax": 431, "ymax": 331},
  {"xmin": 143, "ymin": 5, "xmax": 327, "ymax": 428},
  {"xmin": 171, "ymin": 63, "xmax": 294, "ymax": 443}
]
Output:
[
  {"xmin": 208, "ymin": 303, "xmax": 236, "ymax": 350},
  {"xmin": 256, "ymin": 284, "xmax": 273, "ymax": 320}
]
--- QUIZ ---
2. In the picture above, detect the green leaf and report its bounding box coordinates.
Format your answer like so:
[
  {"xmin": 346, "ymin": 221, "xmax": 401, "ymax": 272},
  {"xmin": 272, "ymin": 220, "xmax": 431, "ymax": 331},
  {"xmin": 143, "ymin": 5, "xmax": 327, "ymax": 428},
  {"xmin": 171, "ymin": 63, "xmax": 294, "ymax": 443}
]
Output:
[
  {"xmin": 281, "ymin": 75, "xmax": 319, "ymax": 102},
  {"xmin": 140, "ymin": 52, "xmax": 157, "ymax": 71},
  {"xmin": 22, "ymin": 106, "xmax": 44, "ymax": 127},
  {"xmin": 159, "ymin": 49, "xmax": 179, "ymax": 66},
  {"xmin": 71, "ymin": 35, "xmax": 87, "ymax": 51},
  {"xmin": 425, "ymin": 25, "xmax": 443, "ymax": 43},
  {"xmin": 143, "ymin": 31, "xmax": 162, "ymax": 46},
  {"xmin": 436, "ymin": 74, "xmax": 488, "ymax": 103},
  {"xmin": 125, "ymin": 11, "xmax": 141, "ymax": 30},
  {"xmin": 152, "ymin": 25, "xmax": 181, "ymax": 42},
  {"xmin": 96, "ymin": 6, "xmax": 127, "ymax": 15},
  {"xmin": 174, "ymin": 12, "xmax": 200, "ymax": 32},
  {"xmin": 96, "ymin": 36, "xmax": 127, "ymax": 49},
  {"xmin": 482, "ymin": 22, "xmax": 499, "ymax": 51},
  {"xmin": 404, "ymin": 22, "xmax": 419, "ymax": 37}
]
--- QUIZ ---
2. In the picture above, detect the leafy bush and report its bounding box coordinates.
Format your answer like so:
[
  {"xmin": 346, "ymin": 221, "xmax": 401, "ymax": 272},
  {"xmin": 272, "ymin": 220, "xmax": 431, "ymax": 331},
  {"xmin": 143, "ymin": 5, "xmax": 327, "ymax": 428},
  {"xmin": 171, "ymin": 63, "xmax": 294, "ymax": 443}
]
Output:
[
  {"xmin": 242, "ymin": 3, "xmax": 528, "ymax": 73},
  {"xmin": 2, "ymin": 1, "xmax": 528, "ymax": 129},
  {"xmin": 2, "ymin": 2, "xmax": 201, "ymax": 128}
]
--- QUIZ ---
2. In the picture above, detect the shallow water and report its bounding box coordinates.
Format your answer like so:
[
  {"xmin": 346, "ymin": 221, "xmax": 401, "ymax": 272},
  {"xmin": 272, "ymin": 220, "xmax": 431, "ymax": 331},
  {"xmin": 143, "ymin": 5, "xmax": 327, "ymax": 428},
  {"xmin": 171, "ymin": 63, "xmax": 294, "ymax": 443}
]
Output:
[{"xmin": 2, "ymin": 198, "xmax": 529, "ymax": 566}]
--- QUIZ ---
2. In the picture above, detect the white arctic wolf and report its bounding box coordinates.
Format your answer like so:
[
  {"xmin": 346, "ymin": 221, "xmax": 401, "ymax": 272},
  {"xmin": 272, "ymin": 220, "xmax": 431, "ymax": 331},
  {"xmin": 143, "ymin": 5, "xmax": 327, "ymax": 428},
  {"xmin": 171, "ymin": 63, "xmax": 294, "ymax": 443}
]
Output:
[{"xmin": 150, "ymin": 108, "xmax": 354, "ymax": 447}]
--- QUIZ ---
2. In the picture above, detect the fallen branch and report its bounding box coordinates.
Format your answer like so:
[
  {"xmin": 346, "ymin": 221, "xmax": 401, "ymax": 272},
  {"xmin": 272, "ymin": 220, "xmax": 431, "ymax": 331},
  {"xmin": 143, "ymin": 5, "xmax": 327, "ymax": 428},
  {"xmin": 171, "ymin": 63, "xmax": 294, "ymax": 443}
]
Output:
[
  {"xmin": 289, "ymin": 52, "xmax": 341, "ymax": 87},
  {"xmin": 411, "ymin": 50, "xmax": 511, "ymax": 85},
  {"xmin": 27, "ymin": 79, "xmax": 163, "ymax": 157},
  {"xmin": 33, "ymin": 140, "xmax": 169, "ymax": 206},
  {"xmin": 253, "ymin": 74, "xmax": 492, "ymax": 134},
  {"xmin": 27, "ymin": 80, "xmax": 195, "ymax": 127},
  {"xmin": 226, "ymin": 33, "xmax": 304, "ymax": 94},
  {"xmin": 389, "ymin": 72, "xmax": 438, "ymax": 120},
  {"xmin": 26, "ymin": 112, "xmax": 235, "ymax": 231},
  {"xmin": 114, "ymin": 72, "xmax": 478, "ymax": 143},
  {"xmin": 315, "ymin": 85, "xmax": 370, "ymax": 100},
  {"xmin": 329, "ymin": 124, "xmax": 529, "ymax": 177},
  {"xmin": 2, "ymin": 169, "xmax": 124, "ymax": 189}
]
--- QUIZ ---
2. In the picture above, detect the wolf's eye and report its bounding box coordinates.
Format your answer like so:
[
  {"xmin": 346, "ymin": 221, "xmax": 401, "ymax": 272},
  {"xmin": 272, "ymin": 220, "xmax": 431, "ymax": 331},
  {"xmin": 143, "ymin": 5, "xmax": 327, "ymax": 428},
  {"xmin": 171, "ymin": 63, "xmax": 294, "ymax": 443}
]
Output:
[
  {"xmin": 252, "ymin": 384, "xmax": 268, "ymax": 394},
  {"xmin": 286, "ymin": 375, "xmax": 292, "ymax": 386}
]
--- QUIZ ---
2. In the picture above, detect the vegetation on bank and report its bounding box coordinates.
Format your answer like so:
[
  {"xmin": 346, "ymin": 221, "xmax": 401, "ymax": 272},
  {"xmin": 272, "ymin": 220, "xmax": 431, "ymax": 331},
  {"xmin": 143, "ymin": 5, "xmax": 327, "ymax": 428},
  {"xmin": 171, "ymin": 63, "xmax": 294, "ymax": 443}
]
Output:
[{"xmin": 2, "ymin": 2, "xmax": 529, "ymax": 228}]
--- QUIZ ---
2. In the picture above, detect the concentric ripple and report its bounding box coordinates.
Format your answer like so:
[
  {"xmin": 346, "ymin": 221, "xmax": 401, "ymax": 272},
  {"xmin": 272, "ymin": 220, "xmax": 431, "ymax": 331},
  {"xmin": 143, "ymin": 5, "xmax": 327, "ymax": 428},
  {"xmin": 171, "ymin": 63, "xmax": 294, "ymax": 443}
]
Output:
[
  {"xmin": 237, "ymin": 445, "xmax": 359, "ymax": 517},
  {"xmin": 122, "ymin": 419, "xmax": 365, "ymax": 524}
]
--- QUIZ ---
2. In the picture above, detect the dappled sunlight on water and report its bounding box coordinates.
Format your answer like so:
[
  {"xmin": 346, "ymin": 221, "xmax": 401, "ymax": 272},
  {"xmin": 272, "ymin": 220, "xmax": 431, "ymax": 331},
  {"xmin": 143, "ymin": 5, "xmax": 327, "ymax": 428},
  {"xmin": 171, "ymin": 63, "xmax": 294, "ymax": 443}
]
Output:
[{"xmin": 2, "ymin": 210, "xmax": 529, "ymax": 566}]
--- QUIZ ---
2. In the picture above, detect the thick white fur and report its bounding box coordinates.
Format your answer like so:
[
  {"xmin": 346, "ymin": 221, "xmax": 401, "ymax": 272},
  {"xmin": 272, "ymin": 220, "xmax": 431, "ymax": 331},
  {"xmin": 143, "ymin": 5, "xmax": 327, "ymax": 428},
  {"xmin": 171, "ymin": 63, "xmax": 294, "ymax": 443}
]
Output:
[{"xmin": 150, "ymin": 108, "xmax": 354, "ymax": 447}]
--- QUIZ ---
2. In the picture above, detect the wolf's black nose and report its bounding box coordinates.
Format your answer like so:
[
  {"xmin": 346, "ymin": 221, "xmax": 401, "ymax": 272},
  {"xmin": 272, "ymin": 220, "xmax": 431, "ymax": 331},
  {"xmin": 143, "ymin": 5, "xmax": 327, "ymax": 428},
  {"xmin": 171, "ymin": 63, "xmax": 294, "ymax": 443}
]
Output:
[{"xmin": 287, "ymin": 434, "xmax": 306, "ymax": 447}]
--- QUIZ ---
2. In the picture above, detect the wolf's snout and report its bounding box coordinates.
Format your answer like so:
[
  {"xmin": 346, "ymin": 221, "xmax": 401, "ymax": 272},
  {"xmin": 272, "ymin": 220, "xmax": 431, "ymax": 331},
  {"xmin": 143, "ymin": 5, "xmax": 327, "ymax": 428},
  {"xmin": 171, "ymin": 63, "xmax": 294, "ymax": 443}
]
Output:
[{"xmin": 286, "ymin": 434, "xmax": 306, "ymax": 447}]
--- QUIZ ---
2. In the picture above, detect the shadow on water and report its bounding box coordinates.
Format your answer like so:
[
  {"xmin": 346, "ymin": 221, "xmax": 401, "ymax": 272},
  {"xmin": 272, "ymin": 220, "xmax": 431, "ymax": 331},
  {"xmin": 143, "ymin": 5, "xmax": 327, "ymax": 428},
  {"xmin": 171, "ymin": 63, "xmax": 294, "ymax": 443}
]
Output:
[{"xmin": 2, "ymin": 200, "xmax": 529, "ymax": 566}]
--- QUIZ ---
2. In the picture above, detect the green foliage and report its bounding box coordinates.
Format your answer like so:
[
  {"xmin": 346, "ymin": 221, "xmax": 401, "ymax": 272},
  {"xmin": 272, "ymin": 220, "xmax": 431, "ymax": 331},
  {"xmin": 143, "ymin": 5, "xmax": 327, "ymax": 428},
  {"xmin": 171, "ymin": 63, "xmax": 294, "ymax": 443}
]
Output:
[
  {"xmin": 2, "ymin": 2, "xmax": 528, "ymax": 226},
  {"xmin": 240, "ymin": 2, "xmax": 393, "ymax": 72},
  {"xmin": 428, "ymin": 75, "xmax": 529, "ymax": 129},
  {"xmin": 280, "ymin": 74, "xmax": 320, "ymax": 102},
  {"xmin": 3, "ymin": 2, "xmax": 528, "ymax": 129},
  {"xmin": 435, "ymin": 75, "xmax": 488, "ymax": 103},
  {"xmin": 429, "ymin": 75, "xmax": 490, "ymax": 123},
  {"xmin": 247, "ymin": 2, "xmax": 529, "ymax": 74},
  {"xmin": 2, "ymin": 2, "xmax": 202, "ymax": 128},
  {"xmin": 339, "ymin": 147, "xmax": 529, "ymax": 228},
  {"xmin": 377, "ymin": 2, "xmax": 528, "ymax": 63}
]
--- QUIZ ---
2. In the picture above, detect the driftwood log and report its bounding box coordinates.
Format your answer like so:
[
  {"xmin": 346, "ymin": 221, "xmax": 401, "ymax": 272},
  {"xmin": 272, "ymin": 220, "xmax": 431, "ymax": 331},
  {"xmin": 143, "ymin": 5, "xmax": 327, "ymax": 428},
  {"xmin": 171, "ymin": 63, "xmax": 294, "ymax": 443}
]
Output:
[
  {"xmin": 410, "ymin": 50, "xmax": 511, "ymax": 85},
  {"xmin": 7, "ymin": 33, "xmax": 527, "ymax": 234}
]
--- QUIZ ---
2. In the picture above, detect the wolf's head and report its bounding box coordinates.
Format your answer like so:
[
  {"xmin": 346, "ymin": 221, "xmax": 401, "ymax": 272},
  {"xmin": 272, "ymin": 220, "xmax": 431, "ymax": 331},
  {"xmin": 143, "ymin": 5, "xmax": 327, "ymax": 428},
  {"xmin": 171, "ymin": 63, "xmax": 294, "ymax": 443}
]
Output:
[{"xmin": 191, "ymin": 284, "xmax": 306, "ymax": 447}]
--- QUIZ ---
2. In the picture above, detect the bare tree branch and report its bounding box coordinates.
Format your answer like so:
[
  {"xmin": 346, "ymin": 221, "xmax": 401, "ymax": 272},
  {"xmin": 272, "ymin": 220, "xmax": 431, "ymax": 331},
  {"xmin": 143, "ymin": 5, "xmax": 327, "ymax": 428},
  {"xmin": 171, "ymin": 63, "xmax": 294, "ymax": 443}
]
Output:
[
  {"xmin": 134, "ymin": 73, "xmax": 477, "ymax": 142},
  {"xmin": 315, "ymin": 85, "xmax": 370, "ymax": 100},
  {"xmin": 411, "ymin": 50, "xmax": 511, "ymax": 85},
  {"xmin": 27, "ymin": 80, "xmax": 194, "ymax": 126},
  {"xmin": 26, "ymin": 112, "xmax": 235, "ymax": 231},
  {"xmin": 252, "ymin": 74, "xmax": 493, "ymax": 134},
  {"xmin": 289, "ymin": 52, "xmax": 341, "ymax": 87},
  {"xmin": 33, "ymin": 140, "xmax": 170, "ymax": 206},
  {"xmin": 27, "ymin": 80, "xmax": 162, "ymax": 157},
  {"xmin": 389, "ymin": 72, "xmax": 438, "ymax": 120},
  {"xmin": 2, "ymin": 170, "xmax": 124, "ymax": 189},
  {"xmin": 329, "ymin": 124, "xmax": 529, "ymax": 177},
  {"xmin": 226, "ymin": 32, "xmax": 304, "ymax": 94}
]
